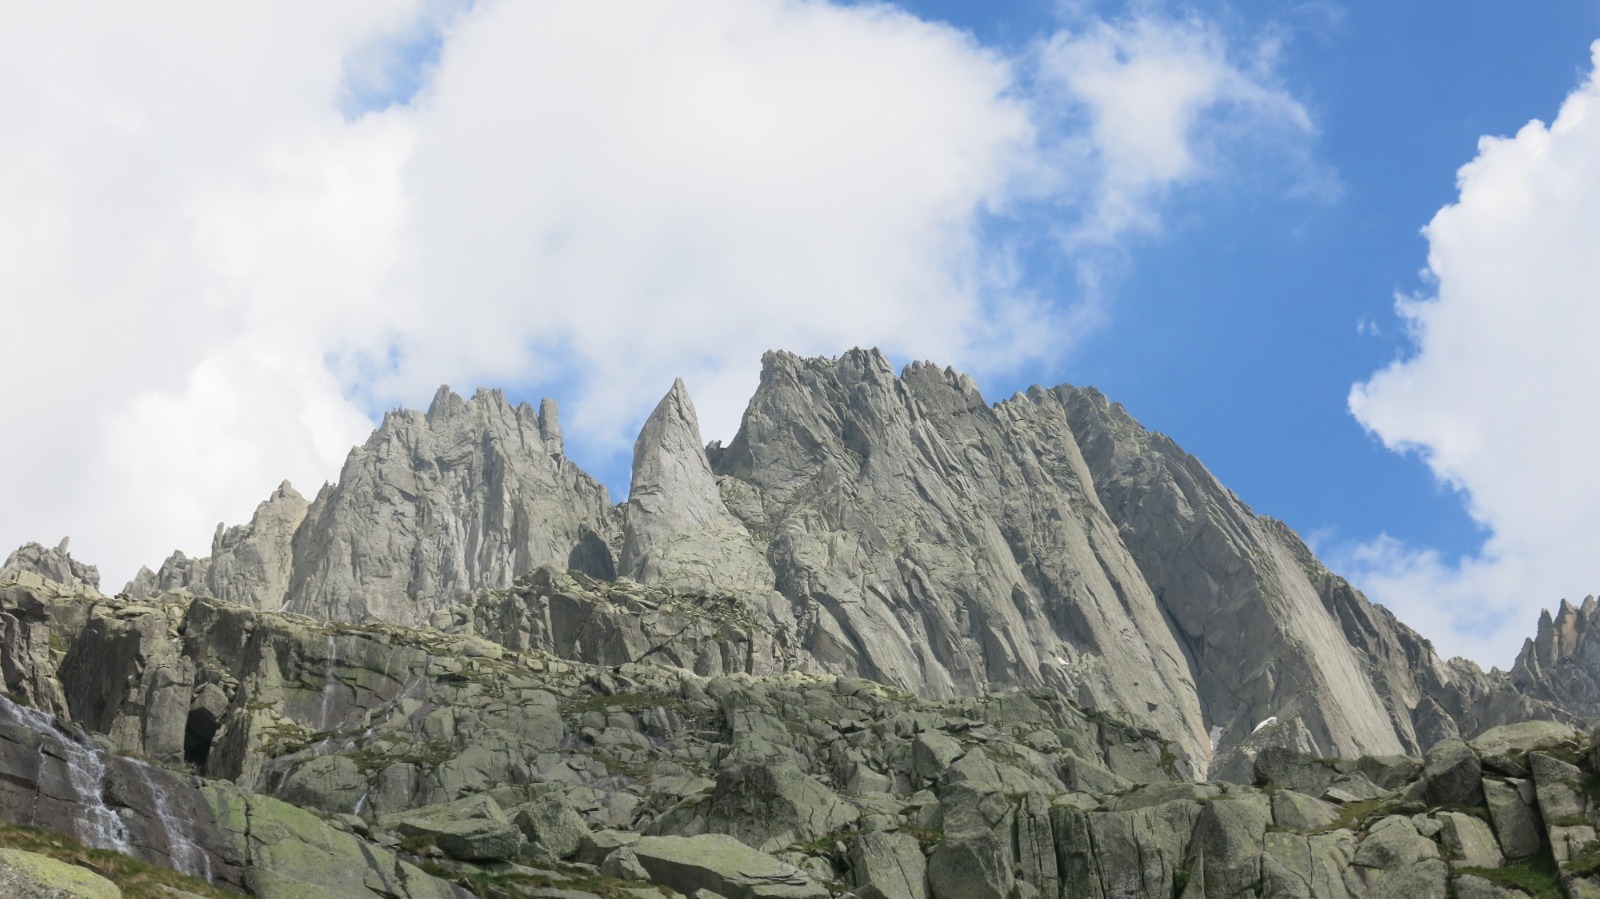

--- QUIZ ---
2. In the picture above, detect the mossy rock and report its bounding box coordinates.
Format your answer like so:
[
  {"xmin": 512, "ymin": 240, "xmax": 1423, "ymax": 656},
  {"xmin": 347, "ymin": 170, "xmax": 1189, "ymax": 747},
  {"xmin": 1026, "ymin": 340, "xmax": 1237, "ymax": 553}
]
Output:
[{"xmin": 0, "ymin": 847, "xmax": 121, "ymax": 898}]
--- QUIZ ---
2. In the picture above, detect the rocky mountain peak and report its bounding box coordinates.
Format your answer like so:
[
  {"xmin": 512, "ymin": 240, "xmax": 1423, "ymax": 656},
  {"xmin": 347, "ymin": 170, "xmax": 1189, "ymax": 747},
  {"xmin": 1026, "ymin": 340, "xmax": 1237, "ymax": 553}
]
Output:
[
  {"xmin": 619, "ymin": 378, "xmax": 777, "ymax": 599},
  {"xmin": 92, "ymin": 349, "xmax": 1583, "ymax": 775},
  {"xmin": 0, "ymin": 538, "xmax": 100, "ymax": 591},
  {"xmin": 1511, "ymin": 595, "xmax": 1600, "ymax": 716},
  {"xmin": 278, "ymin": 385, "xmax": 618, "ymax": 625}
]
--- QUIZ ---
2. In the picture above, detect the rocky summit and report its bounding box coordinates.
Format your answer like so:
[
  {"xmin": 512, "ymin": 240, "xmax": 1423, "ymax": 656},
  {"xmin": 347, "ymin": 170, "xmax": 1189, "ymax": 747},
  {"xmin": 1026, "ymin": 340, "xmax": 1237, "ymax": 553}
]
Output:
[{"xmin": 1, "ymin": 347, "xmax": 1598, "ymax": 898}]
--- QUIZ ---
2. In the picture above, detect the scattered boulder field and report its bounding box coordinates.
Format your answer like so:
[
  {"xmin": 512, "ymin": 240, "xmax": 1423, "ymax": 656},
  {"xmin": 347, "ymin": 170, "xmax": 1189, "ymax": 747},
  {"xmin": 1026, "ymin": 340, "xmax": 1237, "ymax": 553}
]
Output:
[{"xmin": 0, "ymin": 574, "xmax": 1597, "ymax": 898}]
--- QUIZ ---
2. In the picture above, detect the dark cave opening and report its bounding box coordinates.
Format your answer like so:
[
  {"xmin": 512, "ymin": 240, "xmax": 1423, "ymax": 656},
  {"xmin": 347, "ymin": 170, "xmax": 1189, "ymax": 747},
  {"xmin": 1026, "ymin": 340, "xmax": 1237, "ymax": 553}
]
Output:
[{"xmin": 184, "ymin": 708, "xmax": 219, "ymax": 768}]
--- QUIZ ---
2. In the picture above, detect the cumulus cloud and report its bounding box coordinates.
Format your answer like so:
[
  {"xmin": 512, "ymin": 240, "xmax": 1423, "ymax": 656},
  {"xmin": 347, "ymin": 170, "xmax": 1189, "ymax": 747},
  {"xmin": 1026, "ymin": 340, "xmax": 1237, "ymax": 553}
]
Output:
[
  {"xmin": 1, "ymin": 1, "xmax": 1314, "ymax": 586},
  {"xmin": 1348, "ymin": 41, "xmax": 1600, "ymax": 667}
]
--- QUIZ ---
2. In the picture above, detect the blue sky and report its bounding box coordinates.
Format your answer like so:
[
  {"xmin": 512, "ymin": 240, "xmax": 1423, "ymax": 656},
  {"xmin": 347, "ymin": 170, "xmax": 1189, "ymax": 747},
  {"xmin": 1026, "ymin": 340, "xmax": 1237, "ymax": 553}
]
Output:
[
  {"xmin": 853, "ymin": 0, "xmax": 1598, "ymax": 556},
  {"xmin": 5, "ymin": 0, "xmax": 1600, "ymax": 666}
]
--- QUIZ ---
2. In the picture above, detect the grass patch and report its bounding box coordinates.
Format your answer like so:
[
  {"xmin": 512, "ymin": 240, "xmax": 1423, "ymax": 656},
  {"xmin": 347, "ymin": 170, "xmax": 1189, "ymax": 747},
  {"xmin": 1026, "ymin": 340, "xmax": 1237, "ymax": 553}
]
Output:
[
  {"xmin": 0, "ymin": 820, "xmax": 240, "ymax": 897},
  {"xmin": 559, "ymin": 691, "xmax": 690, "ymax": 718},
  {"xmin": 898, "ymin": 826, "xmax": 945, "ymax": 847},
  {"xmin": 1459, "ymin": 853, "xmax": 1564, "ymax": 899},
  {"xmin": 792, "ymin": 828, "xmax": 868, "ymax": 855},
  {"xmin": 1568, "ymin": 839, "xmax": 1600, "ymax": 877}
]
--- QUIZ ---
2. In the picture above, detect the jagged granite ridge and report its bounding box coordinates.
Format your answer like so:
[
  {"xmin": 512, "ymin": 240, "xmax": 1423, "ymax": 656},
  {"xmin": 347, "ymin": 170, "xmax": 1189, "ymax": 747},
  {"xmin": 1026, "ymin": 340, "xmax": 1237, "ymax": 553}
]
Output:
[
  {"xmin": 114, "ymin": 349, "xmax": 1579, "ymax": 773},
  {"xmin": 1, "ymin": 539, "xmax": 99, "ymax": 591},
  {"xmin": 711, "ymin": 351, "xmax": 1213, "ymax": 768},
  {"xmin": 279, "ymin": 387, "xmax": 620, "ymax": 625},
  {"xmin": 620, "ymin": 377, "xmax": 781, "ymax": 602}
]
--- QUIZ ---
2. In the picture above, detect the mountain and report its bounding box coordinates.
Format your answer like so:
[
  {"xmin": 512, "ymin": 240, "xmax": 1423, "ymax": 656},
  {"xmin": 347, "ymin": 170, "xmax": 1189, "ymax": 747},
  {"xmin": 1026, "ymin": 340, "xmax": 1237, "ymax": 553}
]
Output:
[
  {"xmin": 116, "ymin": 349, "xmax": 1569, "ymax": 774},
  {"xmin": 5, "ymin": 347, "xmax": 1600, "ymax": 898}
]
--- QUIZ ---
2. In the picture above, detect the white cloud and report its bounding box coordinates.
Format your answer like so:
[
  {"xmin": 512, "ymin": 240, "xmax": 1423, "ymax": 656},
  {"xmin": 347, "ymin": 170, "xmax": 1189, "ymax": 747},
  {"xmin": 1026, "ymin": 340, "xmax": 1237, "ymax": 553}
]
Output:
[
  {"xmin": 1031, "ymin": 14, "xmax": 1314, "ymax": 247},
  {"xmin": 0, "ymin": 1, "xmax": 1313, "ymax": 587},
  {"xmin": 1348, "ymin": 41, "xmax": 1600, "ymax": 668}
]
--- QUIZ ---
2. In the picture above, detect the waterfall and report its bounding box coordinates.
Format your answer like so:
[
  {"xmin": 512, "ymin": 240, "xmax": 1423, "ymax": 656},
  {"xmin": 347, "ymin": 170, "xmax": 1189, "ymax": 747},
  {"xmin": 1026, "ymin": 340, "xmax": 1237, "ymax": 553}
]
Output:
[
  {"xmin": 318, "ymin": 633, "xmax": 340, "ymax": 732},
  {"xmin": 134, "ymin": 765, "xmax": 210, "ymax": 880},
  {"xmin": 0, "ymin": 696, "xmax": 130, "ymax": 854}
]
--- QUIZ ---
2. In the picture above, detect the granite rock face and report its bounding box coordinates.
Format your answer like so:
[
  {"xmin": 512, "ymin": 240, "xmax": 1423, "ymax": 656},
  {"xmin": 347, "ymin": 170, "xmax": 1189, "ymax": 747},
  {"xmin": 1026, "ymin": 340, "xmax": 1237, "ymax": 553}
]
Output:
[
  {"xmin": 116, "ymin": 350, "xmax": 1581, "ymax": 773},
  {"xmin": 704, "ymin": 351, "xmax": 1566, "ymax": 769},
  {"xmin": 711, "ymin": 351, "xmax": 1212, "ymax": 765},
  {"xmin": 1, "ymin": 539, "xmax": 99, "ymax": 591},
  {"xmin": 280, "ymin": 388, "xmax": 619, "ymax": 625},
  {"xmin": 620, "ymin": 378, "xmax": 781, "ymax": 604},
  {"xmin": 1511, "ymin": 595, "xmax": 1600, "ymax": 718},
  {"xmin": 202, "ymin": 480, "xmax": 308, "ymax": 610}
]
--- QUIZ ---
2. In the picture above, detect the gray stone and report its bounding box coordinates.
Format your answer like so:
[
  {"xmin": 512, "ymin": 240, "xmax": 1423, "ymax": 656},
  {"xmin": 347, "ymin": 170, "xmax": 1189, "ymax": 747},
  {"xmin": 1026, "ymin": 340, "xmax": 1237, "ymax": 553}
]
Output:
[
  {"xmin": 910, "ymin": 733, "xmax": 962, "ymax": 782},
  {"xmin": 627, "ymin": 835, "xmax": 828, "ymax": 899},
  {"xmin": 1530, "ymin": 751, "xmax": 1588, "ymax": 823},
  {"xmin": 1261, "ymin": 830, "xmax": 1357, "ymax": 899},
  {"xmin": 1, "ymin": 539, "xmax": 99, "ymax": 591},
  {"xmin": 926, "ymin": 829, "xmax": 1012, "ymax": 899},
  {"xmin": 387, "ymin": 794, "xmax": 523, "ymax": 861},
  {"xmin": 705, "ymin": 761, "xmax": 859, "ymax": 853},
  {"xmin": 1255, "ymin": 746, "xmax": 1338, "ymax": 794},
  {"xmin": 280, "ymin": 387, "xmax": 619, "ymax": 625},
  {"xmin": 1272, "ymin": 790, "xmax": 1340, "ymax": 832},
  {"xmin": 1183, "ymin": 796, "xmax": 1271, "ymax": 898},
  {"xmin": 1482, "ymin": 777, "xmax": 1543, "ymax": 859},
  {"xmin": 1356, "ymin": 754, "xmax": 1423, "ymax": 791},
  {"xmin": 277, "ymin": 755, "xmax": 367, "ymax": 814},
  {"xmin": 1422, "ymin": 740, "xmax": 1483, "ymax": 807},
  {"xmin": 1470, "ymin": 720, "xmax": 1578, "ymax": 759},
  {"xmin": 1347, "ymin": 816, "xmax": 1448, "ymax": 899},
  {"xmin": 513, "ymin": 794, "xmax": 589, "ymax": 859},
  {"xmin": 1453, "ymin": 873, "xmax": 1528, "ymax": 899},
  {"xmin": 1436, "ymin": 811, "xmax": 1504, "ymax": 868},
  {"xmin": 848, "ymin": 831, "xmax": 926, "ymax": 899},
  {"xmin": 0, "ymin": 847, "xmax": 121, "ymax": 898}
]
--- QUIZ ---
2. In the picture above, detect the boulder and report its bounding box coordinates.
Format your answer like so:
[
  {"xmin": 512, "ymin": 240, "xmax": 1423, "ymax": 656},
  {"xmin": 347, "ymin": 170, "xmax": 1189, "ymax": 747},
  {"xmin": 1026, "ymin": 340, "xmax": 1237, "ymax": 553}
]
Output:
[
  {"xmin": 1356, "ymin": 754, "xmax": 1423, "ymax": 791},
  {"xmin": 910, "ymin": 733, "xmax": 963, "ymax": 782},
  {"xmin": 1254, "ymin": 746, "xmax": 1339, "ymax": 795},
  {"xmin": 1530, "ymin": 751, "xmax": 1588, "ymax": 823},
  {"xmin": 1348, "ymin": 816, "xmax": 1448, "ymax": 899},
  {"xmin": 1260, "ymin": 830, "xmax": 1357, "ymax": 898},
  {"xmin": 1422, "ymin": 740, "xmax": 1483, "ymax": 808},
  {"xmin": 926, "ymin": 829, "xmax": 1013, "ymax": 899},
  {"xmin": 513, "ymin": 794, "xmax": 590, "ymax": 859},
  {"xmin": 706, "ymin": 761, "xmax": 858, "ymax": 852},
  {"xmin": 1453, "ymin": 873, "xmax": 1531, "ymax": 899},
  {"xmin": 1271, "ymin": 789, "xmax": 1340, "ymax": 832},
  {"xmin": 625, "ymin": 834, "xmax": 828, "ymax": 899},
  {"xmin": 849, "ymin": 831, "xmax": 926, "ymax": 899},
  {"xmin": 0, "ymin": 847, "xmax": 121, "ymax": 898},
  {"xmin": 1482, "ymin": 778, "xmax": 1543, "ymax": 859},
  {"xmin": 386, "ymin": 794, "xmax": 523, "ymax": 861},
  {"xmin": 204, "ymin": 785, "xmax": 464, "ymax": 898},
  {"xmin": 1436, "ymin": 811, "xmax": 1504, "ymax": 868},
  {"xmin": 1470, "ymin": 721, "xmax": 1576, "ymax": 760},
  {"xmin": 1183, "ymin": 796, "xmax": 1271, "ymax": 898}
]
